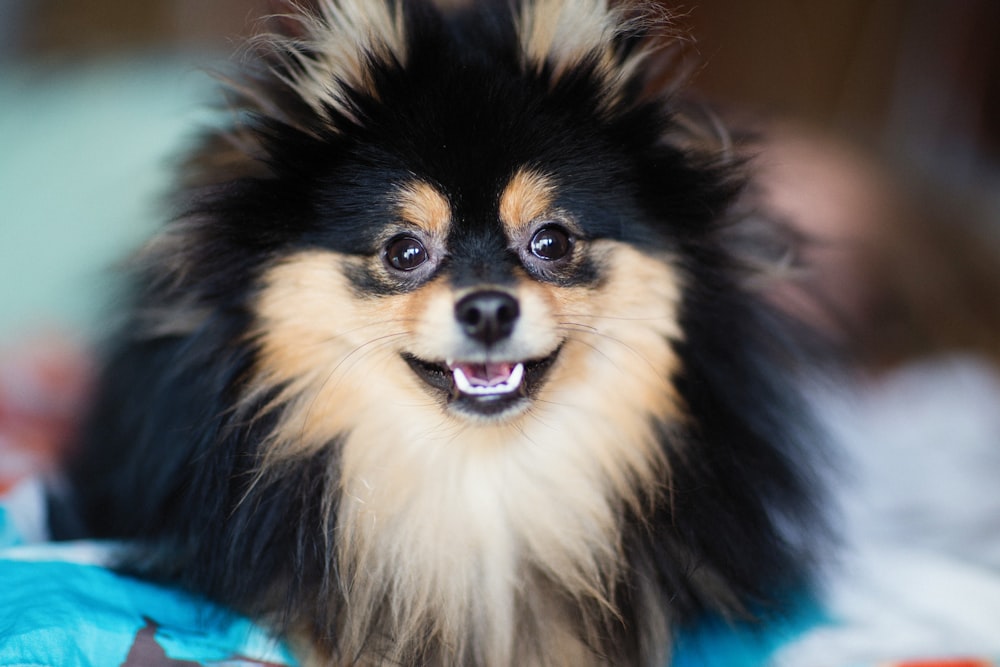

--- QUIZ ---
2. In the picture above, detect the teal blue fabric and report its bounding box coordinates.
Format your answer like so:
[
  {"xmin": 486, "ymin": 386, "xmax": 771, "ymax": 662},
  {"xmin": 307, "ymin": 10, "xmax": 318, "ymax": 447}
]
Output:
[
  {"xmin": 0, "ymin": 498, "xmax": 297, "ymax": 666},
  {"xmin": 672, "ymin": 600, "xmax": 825, "ymax": 667},
  {"xmin": 0, "ymin": 558, "xmax": 297, "ymax": 666}
]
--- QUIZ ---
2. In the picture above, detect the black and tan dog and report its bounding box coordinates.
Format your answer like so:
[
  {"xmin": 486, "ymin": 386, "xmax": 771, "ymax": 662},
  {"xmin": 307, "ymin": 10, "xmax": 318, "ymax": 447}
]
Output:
[{"xmin": 59, "ymin": 1, "xmax": 822, "ymax": 664}]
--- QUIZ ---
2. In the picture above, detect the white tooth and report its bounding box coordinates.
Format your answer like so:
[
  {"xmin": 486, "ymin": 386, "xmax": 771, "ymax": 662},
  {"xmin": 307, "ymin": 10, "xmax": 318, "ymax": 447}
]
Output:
[
  {"xmin": 506, "ymin": 363, "xmax": 525, "ymax": 391},
  {"xmin": 453, "ymin": 366, "xmax": 474, "ymax": 394},
  {"xmin": 452, "ymin": 363, "xmax": 525, "ymax": 396}
]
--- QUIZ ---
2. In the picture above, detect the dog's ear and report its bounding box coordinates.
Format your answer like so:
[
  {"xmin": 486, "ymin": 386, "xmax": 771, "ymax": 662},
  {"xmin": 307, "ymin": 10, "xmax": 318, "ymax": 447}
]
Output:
[
  {"xmin": 177, "ymin": 0, "xmax": 413, "ymax": 189},
  {"xmin": 514, "ymin": 0, "xmax": 681, "ymax": 113},
  {"xmin": 246, "ymin": 0, "xmax": 410, "ymax": 127}
]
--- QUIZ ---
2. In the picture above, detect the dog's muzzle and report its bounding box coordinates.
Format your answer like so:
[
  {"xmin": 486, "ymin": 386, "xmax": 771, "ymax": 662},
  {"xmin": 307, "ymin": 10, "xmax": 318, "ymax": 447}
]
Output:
[{"xmin": 402, "ymin": 289, "xmax": 561, "ymax": 419}]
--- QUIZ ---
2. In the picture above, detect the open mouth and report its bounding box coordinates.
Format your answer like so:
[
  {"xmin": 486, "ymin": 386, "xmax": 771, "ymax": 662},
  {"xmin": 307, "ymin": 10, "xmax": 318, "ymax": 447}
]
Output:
[{"xmin": 402, "ymin": 347, "xmax": 561, "ymax": 417}]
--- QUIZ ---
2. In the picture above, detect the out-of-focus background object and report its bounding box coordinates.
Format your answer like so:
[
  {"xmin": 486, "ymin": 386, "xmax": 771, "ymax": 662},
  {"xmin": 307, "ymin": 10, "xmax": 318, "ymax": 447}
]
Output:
[
  {"xmin": 1, "ymin": 0, "xmax": 270, "ymax": 55},
  {"xmin": 0, "ymin": 0, "xmax": 267, "ymax": 340},
  {"xmin": 688, "ymin": 0, "xmax": 1000, "ymax": 371},
  {"xmin": 691, "ymin": 1, "xmax": 1000, "ymax": 165}
]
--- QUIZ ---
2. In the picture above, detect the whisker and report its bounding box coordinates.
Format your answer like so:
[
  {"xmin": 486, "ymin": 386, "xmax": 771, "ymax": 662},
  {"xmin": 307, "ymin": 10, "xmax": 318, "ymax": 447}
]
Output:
[
  {"xmin": 297, "ymin": 331, "xmax": 410, "ymax": 442},
  {"xmin": 518, "ymin": 410, "xmax": 557, "ymax": 441},
  {"xmin": 554, "ymin": 328, "xmax": 622, "ymax": 369},
  {"xmin": 555, "ymin": 324, "xmax": 661, "ymax": 376},
  {"xmin": 392, "ymin": 397, "xmax": 442, "ymax": 410},
  {"xmin": 532, "ymin": 396, "xmax": 594, "ymax": 417},
  {"xmin": 323, "ymin": 332, "xmax": 408, "ymax": 388},
  {"xmin": 558, "ymin": 312, "xmax": 674, "ymax": 323},
  {"xmin": 314, "ymin": 319, "xmax": 418, "ymax": 346},
  {"xmin": 556, "ymin": 321, "xmax": 599, "ymax": 333},
  {"xmin": 443, "ymin": 420, "xmax": 474, "ymax": 449}
]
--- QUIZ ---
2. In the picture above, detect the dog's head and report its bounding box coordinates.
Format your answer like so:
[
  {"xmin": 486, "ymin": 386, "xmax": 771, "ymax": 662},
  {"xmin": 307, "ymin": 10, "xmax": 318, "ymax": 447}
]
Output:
[{"xmin": 147, "ymin": 0, "xmax": 737, "ymax": 460}]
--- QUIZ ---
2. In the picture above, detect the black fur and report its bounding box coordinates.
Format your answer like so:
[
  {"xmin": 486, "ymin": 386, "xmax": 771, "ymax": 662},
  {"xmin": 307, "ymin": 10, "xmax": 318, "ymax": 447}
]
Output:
[{"xmin": 56, "ymin": 1, "xmax": 824, "ymax": 664}]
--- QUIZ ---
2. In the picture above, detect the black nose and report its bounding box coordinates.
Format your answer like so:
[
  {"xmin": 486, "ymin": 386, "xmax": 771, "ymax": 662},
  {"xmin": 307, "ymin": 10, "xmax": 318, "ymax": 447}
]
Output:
[{"xmin": 455, "ymin": 290, "xmax": 520, "ymax": 345}]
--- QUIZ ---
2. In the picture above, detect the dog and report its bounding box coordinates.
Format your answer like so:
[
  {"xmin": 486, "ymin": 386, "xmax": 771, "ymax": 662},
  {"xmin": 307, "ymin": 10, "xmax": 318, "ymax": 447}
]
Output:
[{"xmin": 56, "ymin": 1, "xmax": 824, "ymax": 664}]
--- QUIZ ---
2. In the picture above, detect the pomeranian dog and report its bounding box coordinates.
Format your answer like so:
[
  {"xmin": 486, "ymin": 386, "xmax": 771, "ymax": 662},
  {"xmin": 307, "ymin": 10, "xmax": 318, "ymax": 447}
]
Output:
[{"xmin": 57, "ymin": 1, "xmax": 822, "ymax": 665}]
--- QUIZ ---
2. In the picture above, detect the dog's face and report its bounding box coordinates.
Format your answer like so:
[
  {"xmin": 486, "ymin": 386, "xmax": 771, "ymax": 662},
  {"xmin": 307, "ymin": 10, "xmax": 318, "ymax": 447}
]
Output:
[
  {"xmin": 200, "ymin": 1, "xmax": 709, "ymax": 470},
  {"xmin": 252, "ymin": 165, "xmax": 684, "ymax": 428}
]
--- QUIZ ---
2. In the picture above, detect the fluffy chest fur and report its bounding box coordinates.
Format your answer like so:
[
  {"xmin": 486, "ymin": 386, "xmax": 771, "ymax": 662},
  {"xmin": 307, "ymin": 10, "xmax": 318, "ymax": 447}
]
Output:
[{"xmin": 249, "ymin": 244, "xmax": 682, "ymax": 664}]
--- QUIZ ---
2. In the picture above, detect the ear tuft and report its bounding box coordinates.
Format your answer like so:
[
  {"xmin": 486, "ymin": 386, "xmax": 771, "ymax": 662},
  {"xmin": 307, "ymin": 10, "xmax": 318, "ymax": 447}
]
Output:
[
  {"xmin": 516, "ymin": 0, "xmax": 678, "ymax": 110},
  {"xmin": 248, "ymin": 0, "xmax": 409, "ymax": 128}
]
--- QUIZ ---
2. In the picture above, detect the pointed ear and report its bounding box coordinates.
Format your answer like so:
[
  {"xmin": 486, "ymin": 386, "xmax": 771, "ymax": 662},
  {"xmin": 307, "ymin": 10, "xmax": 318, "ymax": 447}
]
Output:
[
  {"xmin": 245, "ymin": 0, "xmax": 409, "ymax": 127},
  {"xmin": 515, "ymin": 0, "xmax": 679, "ymax": 111}
]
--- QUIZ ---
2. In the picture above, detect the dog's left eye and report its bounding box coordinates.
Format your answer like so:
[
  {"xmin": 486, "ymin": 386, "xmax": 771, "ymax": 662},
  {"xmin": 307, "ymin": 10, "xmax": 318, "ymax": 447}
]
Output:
[
  {"xmin": 529, "ymin": 225, "xmax": 572, "ymax": 261},
  {"xmin": 385, "ymin": 236, "xmax": 428, "ymax": 271}
]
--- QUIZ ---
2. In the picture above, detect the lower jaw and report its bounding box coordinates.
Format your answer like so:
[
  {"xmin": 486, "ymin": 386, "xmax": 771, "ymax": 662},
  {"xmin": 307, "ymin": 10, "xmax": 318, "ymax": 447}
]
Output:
[{"xmin": 449, "ymin": 391, "xmax": 530, "ymax": 419}]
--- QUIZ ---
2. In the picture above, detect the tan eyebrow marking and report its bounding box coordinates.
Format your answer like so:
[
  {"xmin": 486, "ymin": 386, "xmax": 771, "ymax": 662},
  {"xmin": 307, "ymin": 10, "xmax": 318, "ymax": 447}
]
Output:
[
  {"xmin": 499, "ymin": 169, "xmax": 557, "ymax": 235},
  {"xmin": 394, "ymin": 180, "xmax": 452, "ymax": 236}
]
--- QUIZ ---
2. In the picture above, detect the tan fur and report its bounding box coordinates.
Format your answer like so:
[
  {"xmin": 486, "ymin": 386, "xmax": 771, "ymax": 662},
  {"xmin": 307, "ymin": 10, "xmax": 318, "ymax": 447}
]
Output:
[
  {"xmin": 252, "ymin": 0, "xmax": 408, "ymax": 128},
  {"xmin": 498, "ymin": 168, "xmax": 557, "ymax": 236},
  {"xmin": 516, "ymin": 0, "xmax": 669, "ymax": 111},
  {"xmin": 249, "ymin": 237, "xmax": 684, "ymax": 664},
  {"xmin": 394, "ymin": 180, "xmax": 453, "ymax": 237}
]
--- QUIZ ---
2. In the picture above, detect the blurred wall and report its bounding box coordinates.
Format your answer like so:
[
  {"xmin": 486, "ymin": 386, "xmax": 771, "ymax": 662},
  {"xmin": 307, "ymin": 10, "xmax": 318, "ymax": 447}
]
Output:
[
  {"xmin": 15, "ymin": 0, "xmax": 270, "ymax": 55},
  {"xmin": 687, "ymin": 0, "xmax": 1000, "ymax": 174}
]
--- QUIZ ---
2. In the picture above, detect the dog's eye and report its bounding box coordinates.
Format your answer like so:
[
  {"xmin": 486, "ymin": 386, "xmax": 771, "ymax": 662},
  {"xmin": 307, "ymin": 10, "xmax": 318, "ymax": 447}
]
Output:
[
  {"xmin": 385, "ymin": 236, "xmax": 428, "ymax": 271},
  {"xmin": 529, "ymin": 225, "xmax": 572, "ymax": 261}
]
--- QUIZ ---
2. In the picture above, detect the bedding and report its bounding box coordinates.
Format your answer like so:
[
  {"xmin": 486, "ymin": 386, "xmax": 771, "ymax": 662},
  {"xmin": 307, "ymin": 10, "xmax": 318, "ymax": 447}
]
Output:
[{"xmin": 0, "ymin": 481, "xmax": 297, "ymax": 667}]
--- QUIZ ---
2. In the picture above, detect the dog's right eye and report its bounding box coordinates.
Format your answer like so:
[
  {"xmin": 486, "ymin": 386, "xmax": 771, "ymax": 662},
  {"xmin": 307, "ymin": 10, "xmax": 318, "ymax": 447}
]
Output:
[
  {"xmin": 385, "ymin": 236, "xmax": 428, "ymax": 271},
  {"xmin": 529, "ymin": 224, "xmax": 573, "ymax": 261}
]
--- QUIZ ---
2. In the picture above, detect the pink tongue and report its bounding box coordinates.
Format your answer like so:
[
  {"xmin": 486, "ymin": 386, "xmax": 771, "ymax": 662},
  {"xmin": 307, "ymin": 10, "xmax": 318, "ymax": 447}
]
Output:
[{"xmin": 455, "ymin": 362, "xmax": 515, "ymax": 387}]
